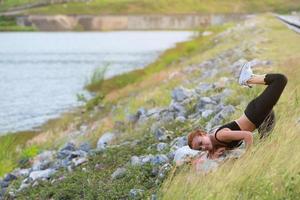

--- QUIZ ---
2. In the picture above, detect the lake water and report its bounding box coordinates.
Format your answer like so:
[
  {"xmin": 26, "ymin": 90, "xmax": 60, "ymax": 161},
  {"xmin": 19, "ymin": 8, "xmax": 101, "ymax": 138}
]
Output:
[{"xmin": 0, "ymin": 31, "xmax": 194, "ymax": 134}]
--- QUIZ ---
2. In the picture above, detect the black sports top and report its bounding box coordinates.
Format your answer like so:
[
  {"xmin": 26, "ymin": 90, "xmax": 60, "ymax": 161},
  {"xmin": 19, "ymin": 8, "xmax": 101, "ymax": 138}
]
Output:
[{"xmin": 214, "ymin": 120, "xmax": 243, "ymax": 149}]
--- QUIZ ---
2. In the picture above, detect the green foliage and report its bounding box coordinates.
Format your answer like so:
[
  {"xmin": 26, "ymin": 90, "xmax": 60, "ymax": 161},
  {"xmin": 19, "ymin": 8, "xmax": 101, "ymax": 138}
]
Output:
[
  {"xmin": 0, "ymin": 16, "xmax": 36, "ymax": 31},
  {"xmin": 85, "ymin": 93, "xmax": 104, "ymax": 111},
  {"xmin": 16, "ymin": 0, "xmax": 300, "ymax": 15},
  {"xmin": 0, "ymin": 131, "xmax": 37, "ymax": 176},
  {"xmin": 85, "ymin": 65, "xmax": 108, "ymax": 92},
  {"xmin": 14, "ymin": 132, "xmax": 161, "ymax": 199},
  {"xmin": 20, "ymin": 145, "xmax": 40, "ymax": 160}
]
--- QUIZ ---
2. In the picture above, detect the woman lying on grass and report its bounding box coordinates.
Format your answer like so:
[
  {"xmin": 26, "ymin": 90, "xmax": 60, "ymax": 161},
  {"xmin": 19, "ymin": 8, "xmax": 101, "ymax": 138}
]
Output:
[{"xmin": 188, "ymin": 62, "xmax": 288, "ymax": 159}]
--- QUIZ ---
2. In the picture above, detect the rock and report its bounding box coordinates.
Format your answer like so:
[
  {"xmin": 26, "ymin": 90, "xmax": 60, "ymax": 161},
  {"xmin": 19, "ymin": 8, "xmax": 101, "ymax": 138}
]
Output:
[
  {"xmin": 131, "ymin": 154, "xmax": 169, "ymax": 166},
  {"xmin": 195, "ymin": 83, "xmax": 214, "ymax": 94},
  {"xmin": 169, "ymin": 102, "xmax": 186, "ymax": 116},
  {"xmin": 206, "ymin": 105, "xmax": 235, "ymax": 131},
  {"xmin": 156, "ymin": 143, "xmax": 169, "ymax": 152},
  {"xmin": 171, "ymin": 87, "xmax": 193, "ymax": 102},
  {"xmin": 151, "ymin": 155, "xmax": 169, "ymax": 165},
  {"xmin": 151, "ymin": 193, "xmax": 158, "ymax": 200},
  {"xmin": 175, "ymin": 116, "xmax": 186, "ymax": 122},
  {"xmin": 57, "ymin": 150, "xmax": 73, "ymax": 160},
  {"xmin": 201, "ymin": 68, "xmax": 218, "ymax": 79},
  {"xmin": 0, "ymin": 187, "xmax": 7, "ymax": 198},
  {"xmin": 111, "ymin": 167, "xmax": 127, "ymax": 180},
  {"xmin": 29, "ymin": 169, "xmax": 56, "ymax": 181},
  {"xmin": 0, "ymin": 180, "xmax": 9, "ymax": 188},
  {"xmin": 3, "ymin": 173, "xmax": 17, "ymax": 182},
  {"xmin": 131, "ymin": 156, "xmax": 142, "ymax": 166},
  {"xmin": 79, "ymin": 142, "xmax": 92, "ymax": 152},
  {"xmin": 17, "ymin": 183, "xmax": 30, "ymax": 192},
  {"xmin": 159, "ymin": 110, "xmax": 176, "ymax": 122},
  {"xmin": 96, "ymin": 132, "xmax": 116, "ymax": 150},
  {"xmin": 72, "ymin": 157, "xmax": 88, "ymax": 167},
  {"xmin": 60, "ymin": 142, "xmax": 77, "ymax": 152},
  {"xmin": 170, "ymin": 136, "xmax": 187, "ymax": 151},
  {"xmin": 201, "ymin": 109, "xmax": 214, "ymax": 118},
  {"xmin": 211, "ymin": 89, "xmax": 233, "ymax": 103},
  {"xmin": 173, "ymin": 146, "xmax": 201, "ymax": 165},
  {"xmin": 32, "ymin": 151, "xmax": 56, "ymax": 171},
  {"xmin": 129, "ymin": 188, "xmax": 144, "ymax": 199},
  {"xmin": 197, "ymin": 97, "xmax": 217, "ymax": 111},
  {"xmin": 153, "ymin": 128, "xmax": 171, "ymax": 142},
  {"xmin": 12, "ymin": 168, "xmax": 31, "ymax": 177},
  {"xmin": 157, "ymin": 163, "xmax": 172, "ymax": 180}
]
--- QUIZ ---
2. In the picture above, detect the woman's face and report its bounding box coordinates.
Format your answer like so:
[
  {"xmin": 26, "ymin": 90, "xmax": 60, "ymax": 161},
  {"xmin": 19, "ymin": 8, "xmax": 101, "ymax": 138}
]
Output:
[{"xmin": 192, "ymin": 135, "xmax": 213, "ymax": 151}]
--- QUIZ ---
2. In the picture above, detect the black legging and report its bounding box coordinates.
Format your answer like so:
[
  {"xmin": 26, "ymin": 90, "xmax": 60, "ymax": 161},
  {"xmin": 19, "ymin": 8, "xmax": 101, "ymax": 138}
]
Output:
[{"xmin": 244, "ymin": 73, "xmax": 288, "ymax": 128}]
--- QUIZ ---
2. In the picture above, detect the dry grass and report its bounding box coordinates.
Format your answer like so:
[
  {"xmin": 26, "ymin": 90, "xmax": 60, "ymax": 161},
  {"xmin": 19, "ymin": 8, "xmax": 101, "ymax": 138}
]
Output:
[{"xmin": 159, "ymin": 14, "xmax": 300, "ymax": 200}]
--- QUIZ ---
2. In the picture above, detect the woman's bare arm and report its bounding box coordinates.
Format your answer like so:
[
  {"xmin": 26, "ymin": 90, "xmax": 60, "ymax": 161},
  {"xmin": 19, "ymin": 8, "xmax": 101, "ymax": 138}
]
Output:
[{"xmin": 216, "ymin": 129, "xmax": 253, "ymax": 149}]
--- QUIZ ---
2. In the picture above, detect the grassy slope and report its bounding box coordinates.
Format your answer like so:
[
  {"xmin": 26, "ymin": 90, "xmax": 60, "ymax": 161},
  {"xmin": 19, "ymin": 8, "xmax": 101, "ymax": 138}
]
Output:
[
  {"xmin": 160, "ymin": 14, "xmax": 300, "ymax": 200},
  {"xmin": 1, "ymin": 0, "xmax": 299, "ymax": 14}
]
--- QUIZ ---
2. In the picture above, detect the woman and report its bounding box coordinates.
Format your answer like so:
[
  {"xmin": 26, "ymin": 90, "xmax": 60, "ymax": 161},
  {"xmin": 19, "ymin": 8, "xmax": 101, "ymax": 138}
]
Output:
[{"xmin": 188, "ymin": 62, "xmax": 288, "ymax": 159}]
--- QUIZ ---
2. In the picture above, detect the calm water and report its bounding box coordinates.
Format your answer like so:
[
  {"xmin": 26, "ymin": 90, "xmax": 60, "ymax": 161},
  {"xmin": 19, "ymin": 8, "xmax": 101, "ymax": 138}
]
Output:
[{"xmin": 0, "ymin": 31, "xmax": 194, "ymax": 134}]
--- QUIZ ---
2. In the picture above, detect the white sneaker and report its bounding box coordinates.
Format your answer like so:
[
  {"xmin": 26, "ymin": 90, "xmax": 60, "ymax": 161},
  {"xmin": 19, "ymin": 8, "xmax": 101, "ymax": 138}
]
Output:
[{"xmin": 238, "ymin": 62, "xmax": 253, "ymax": 88}]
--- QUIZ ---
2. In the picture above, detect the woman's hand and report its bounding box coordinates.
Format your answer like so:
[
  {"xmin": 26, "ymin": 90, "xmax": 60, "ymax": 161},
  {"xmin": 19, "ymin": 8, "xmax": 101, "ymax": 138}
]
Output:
[{"xmin": 209, "ymin": 147, "xmax": 226, "ymax": 159}]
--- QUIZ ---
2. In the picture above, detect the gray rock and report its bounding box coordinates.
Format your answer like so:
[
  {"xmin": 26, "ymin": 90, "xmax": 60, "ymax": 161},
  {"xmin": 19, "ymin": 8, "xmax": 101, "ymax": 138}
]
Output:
[
  {"xmin": 170, "ymin": 136, "xmax": 187, "ymax": 150},
  {"xmin": 169, "ymin": 102, "xmax": 186, "ymax": 116},
  {"xmin": 0, "ymin": 180, "xmax": 9, "ymax": 188},
  {"xmin": 173, "ymin": 146, "xmax": 200, "ymax": 165},
  {"xmin": 197, "ymin": 97, "xmax": 217, "ymax": 111},
  {"xmin": 151, "ymin": 193, "xmax": 158, "ymax": 200},
  {"xmin": 111, "ymin": 167, "xmax": 127, "ymax": 180},
  {"xmin": 206, "ymin": 105, "xmax": 235, "ymax": 131},
  {"xmin": 79, "ymin": 142, "xmax": 91, "ymax": 152},
  {"xmin": 3, "ymin": 173, "xmax": 17, "ymax": 182},
  {"xmin": 156, "ymin": 143, "xmax": 169, "ymax": 152},
  {"xmin": 201, "ymin": 110, "xmax": 214, "ymax": 118},
  {"xmin": 72, "ymin": 157, "xmax": 88, "ymax": 167},
  {"xmin": 151, "ymin": 154, "xmax": 169, "ymax": 165},
  {"xmin": 12, "ymin": 168, "xmax": 31, "ymax": 177},
  {"xmin": 0, "ymin": 187, "xmax": 7, "ymax": 198},
  {"xmin": 175, "ymin": 116, "xmax": 186, "ymax": 122},
  {"xmin": 131, "ymin": 156, "xmax": 142, "ymax": 166},
  {"xmin": 96, "ymin": 132, "xmax": 116, "ymax": 150},
  {"xmin": 60, "ymin": 142, "xmax": 76, "ymax": 152},
  {"xmin": 29, "ymin": 169, "xmax": 56, "ymax": 181},
  {"xmin": 195, "ymin": 83, "xmax": 214, "ymax": 94},
  {"xmin": 211, "ymin": 89, "xmax": 233, "ymax": 103},
  {"xmin": 171, "ymin": 87, "xmax": 193, "ymax": 102},
  {"xmin": 57, "ymin": 150, "xmax": 73, "ymax": 160},
  {"xmin": 17, "ymin": 183, "xmax": 30, "ymax": 192},
  {"xmin": 153, "ymin": 128, "xmax": 171, "ymax": 142},
  {"xmin": 157, "ymin": 163, "xmax": 172, "ymax": 180},
  {"xmin": 129, "ymin": 188, "xmax": 144, "ymax": 199},
  {"xmin": 32, "ymin": 151, "xmax": 56, "ymax": 171}
]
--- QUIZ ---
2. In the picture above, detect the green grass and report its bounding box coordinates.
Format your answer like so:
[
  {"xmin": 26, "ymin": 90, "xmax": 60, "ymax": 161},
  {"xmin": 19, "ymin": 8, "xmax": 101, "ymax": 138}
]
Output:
[
  {"xmin": 159, "ymin": 14, "xmax": 300, "ymax": 200},
  {"xmin": 16, "ymin": 0, "xmax": 300, "ymax": 15},
  {"xmin": 0, "ymin": 16, "xmax": 36, "ymax": 31},
  {"xmin": 8, "ymin": 129, "xmax": 162, "ymax": 199},
  {"xmin": 0, "ymin": 131, "xmax": 39, "ymax": 176}
]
